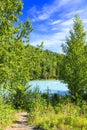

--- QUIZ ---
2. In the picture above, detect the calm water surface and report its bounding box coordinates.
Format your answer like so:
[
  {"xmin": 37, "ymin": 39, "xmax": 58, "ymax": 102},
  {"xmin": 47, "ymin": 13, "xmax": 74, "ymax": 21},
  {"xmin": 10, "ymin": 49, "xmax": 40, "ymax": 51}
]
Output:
[{"xmin": 28, "ymin": 80, "xmax": 69, "ymax": 95}]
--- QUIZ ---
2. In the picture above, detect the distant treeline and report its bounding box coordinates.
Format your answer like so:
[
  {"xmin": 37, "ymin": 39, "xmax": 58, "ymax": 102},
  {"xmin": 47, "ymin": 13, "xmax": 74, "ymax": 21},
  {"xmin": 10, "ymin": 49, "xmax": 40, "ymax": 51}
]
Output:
[{"xmin": 25, "ymin": 44, "xmax": 64, "ymax": 80}]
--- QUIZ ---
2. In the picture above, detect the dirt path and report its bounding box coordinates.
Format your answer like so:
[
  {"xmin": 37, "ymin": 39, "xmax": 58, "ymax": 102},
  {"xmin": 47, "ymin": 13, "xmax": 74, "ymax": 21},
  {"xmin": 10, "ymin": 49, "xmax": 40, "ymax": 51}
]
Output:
[{"xmin": 5, "ymin": 112, "xmax": 40, "ymax": 130}]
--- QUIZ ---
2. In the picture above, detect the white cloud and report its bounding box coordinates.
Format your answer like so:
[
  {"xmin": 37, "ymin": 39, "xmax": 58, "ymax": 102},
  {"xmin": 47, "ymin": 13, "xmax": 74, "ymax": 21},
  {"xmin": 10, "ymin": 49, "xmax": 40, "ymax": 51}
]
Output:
[
  {"xmin": 62, "ymin": 28, "xmax": 70, "ymax": 33},
  {"xmin": 30, "ymin": 31, "xmax": 67, "ymax": 53},
  {"xmin": 51, "ymin": 27, "xmax": 59, "ymax": 31},
  {"xmin": 65, "ymin": 9, "xmax": 84, "ymax": 18},
  {"xmin": 57, "ymin": 0, "xmax": 71, "ymax": 7},
  {"xmin": 28, "ymin": 0, "xmax": 87, "ymax": 53},
  {"xmin": 38, "ymin": 14, "xmax": 49, "ymax": 21},
  {"xmin": 51, "ymin": 20, "xmax": 62, "ymax": 25},
  {"xmin": 29, "ymin": 0, "xmax": 77, "ymax": 21},
  {"xmin": 61, "ymin": 19, "xmax": 73, "ymax": 26},
  {"xmin": 35, "ymin": 24, "xmax": 49, "ymax": 32},
  {"xmin": 83, "ymin": 19, "xmax": 87, "ymax": 24}
]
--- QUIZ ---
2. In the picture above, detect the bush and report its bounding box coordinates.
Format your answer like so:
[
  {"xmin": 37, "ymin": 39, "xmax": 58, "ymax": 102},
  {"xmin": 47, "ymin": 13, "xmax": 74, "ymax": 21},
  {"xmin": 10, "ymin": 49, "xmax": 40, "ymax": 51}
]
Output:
[
  {"xmin": 27, "ymin": 90, "xmax": 87, "ymax": 130},
  {"xmin": 0, "ymin": 98, "xmax": 16, "ymax": 129}
]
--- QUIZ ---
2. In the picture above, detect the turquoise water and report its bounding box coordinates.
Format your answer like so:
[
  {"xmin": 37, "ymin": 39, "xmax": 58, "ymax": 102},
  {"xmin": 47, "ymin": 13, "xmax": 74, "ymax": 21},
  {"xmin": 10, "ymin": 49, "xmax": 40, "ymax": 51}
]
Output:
[{"xmin": 28, "ymin": 80, "xmax": 69, "ymax": 95}]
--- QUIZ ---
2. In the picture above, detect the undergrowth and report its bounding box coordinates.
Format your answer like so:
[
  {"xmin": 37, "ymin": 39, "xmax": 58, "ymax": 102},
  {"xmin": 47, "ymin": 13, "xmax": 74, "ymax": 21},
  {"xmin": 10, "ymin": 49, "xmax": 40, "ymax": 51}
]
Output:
[
  {"xmin": 27, "ymin": 89, "xmax": 87, "ymax": 130},
  {"xmin": 0, "ymin": 98, "xmax": 16, "ymax": 130}
]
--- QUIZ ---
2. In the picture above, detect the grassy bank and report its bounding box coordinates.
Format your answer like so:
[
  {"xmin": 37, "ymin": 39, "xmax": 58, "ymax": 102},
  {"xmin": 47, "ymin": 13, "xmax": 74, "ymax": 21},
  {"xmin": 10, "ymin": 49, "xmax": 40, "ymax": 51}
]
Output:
[{"xmin": 27, "ymin": 89, "xmax": 87, "ymax": 130}]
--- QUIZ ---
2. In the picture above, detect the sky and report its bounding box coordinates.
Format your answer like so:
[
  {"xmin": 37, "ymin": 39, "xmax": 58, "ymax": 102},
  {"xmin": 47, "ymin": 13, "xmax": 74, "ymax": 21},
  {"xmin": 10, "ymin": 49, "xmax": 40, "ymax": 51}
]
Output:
[{"xmin": 22, "ymin": 0, "xmax": 87, "ymax": 53}]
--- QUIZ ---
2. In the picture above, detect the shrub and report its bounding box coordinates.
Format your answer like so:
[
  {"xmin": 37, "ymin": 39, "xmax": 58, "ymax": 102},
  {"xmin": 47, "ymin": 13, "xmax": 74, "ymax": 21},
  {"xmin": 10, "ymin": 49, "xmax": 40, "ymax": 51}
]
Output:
[
  {"xmin": 27, "ymin": 91, "xmax": 87, "ymax": 130},
  {"xmin": 0, "ymin": 98, "xmax": 16, "ymax": 129}
]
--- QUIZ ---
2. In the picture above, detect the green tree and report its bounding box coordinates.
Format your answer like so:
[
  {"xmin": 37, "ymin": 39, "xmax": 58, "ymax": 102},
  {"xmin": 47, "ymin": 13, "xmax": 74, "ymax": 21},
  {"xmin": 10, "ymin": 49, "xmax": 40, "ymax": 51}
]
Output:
[
  {"xmin": 60, "ymin": 15, "xmax": 87, "ymax": 100},
  {"xmin": 0, "ymin": 0, "xmax": 32, "ymax": 85},
  {"xmin": 0, "ymin": 0, "xmax": 32, "ymax": 43},
  {"xmin": 0, "ymin": 0, "xmax": 32, "ymax": 107}
]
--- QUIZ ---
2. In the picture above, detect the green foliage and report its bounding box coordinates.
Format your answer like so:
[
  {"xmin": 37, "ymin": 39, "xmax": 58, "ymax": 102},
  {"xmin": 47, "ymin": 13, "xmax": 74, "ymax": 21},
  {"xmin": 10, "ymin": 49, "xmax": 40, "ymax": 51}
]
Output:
[
  {"xmin": 0, "ymin": 0, "xmax": 32, "ymax": 43},
  {"xmin": 27, "ymin": 89, "xmax": 53, "ymax": 125},
  {"xmin": 60, "ymin": 15, "xmax": 87, "ymax": 100},
  {"xmin": 0, "ymin": 0, "xmax": 32, "ymax": 108},
  {"xmin": 0, "ymin": 0, "xmax": 63, "ymax": 110},
  {"xmin": 27, "ymin": 91, "xmax": 87, "ymax": 130},
  {"xmin": 25, "ymin": 44, "xmax": 62, "ymax": 80},
  {"xmin": 25, "ymin": 88, "xmax": 47, "ymax": 112},
  {"xmin": 0, "ymin": 98, "xmax": 16, "ymax": 129},
  {"xmin": 1, "ymin": 2, "xmax": 87, "ymax": 130},
  {"xmin": 7, "ymin": 84, "xmax": 29, "ymax": 109},
  {"xmin": 0, "ymin": 0, "xmax": 32, "ymax": 85}
]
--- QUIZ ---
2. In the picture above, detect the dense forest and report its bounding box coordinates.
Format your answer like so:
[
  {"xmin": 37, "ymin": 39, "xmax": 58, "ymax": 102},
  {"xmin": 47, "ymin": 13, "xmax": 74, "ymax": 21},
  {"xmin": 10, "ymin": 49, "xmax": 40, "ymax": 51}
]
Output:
[
  {"xmin": 25, "ymin": 44, "xmax": 63, "ymax": 80},
  {"xmin": 0, "ymin": 0, "xmax": 87, "ymax": 130}
]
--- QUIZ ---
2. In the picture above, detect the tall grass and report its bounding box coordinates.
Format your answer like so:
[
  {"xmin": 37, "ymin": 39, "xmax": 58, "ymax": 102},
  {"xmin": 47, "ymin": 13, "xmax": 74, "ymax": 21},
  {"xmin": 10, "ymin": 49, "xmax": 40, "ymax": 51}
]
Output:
[
  {"xmin": 27, "ymin": 88, "xmax": 87, "ymax": 130},
  {"xmin": 0, "ymin": 98, "xmax": 16, "ymax": 129}
]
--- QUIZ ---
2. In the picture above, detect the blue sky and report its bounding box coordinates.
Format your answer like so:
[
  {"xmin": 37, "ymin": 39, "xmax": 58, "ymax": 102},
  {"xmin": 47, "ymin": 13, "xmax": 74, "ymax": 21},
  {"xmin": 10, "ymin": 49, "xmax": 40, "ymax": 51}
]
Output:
[{"xmin": 22, "ymin": 0, "xmax": 87, "ymax": 53}]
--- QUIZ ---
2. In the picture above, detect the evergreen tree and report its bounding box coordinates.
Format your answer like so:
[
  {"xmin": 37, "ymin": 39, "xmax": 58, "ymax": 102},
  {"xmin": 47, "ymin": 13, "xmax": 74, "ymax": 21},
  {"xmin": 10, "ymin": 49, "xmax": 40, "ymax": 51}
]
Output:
[{"xmin": 60, "ymin": 15, "xmax": 87, "ymax": 99}]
